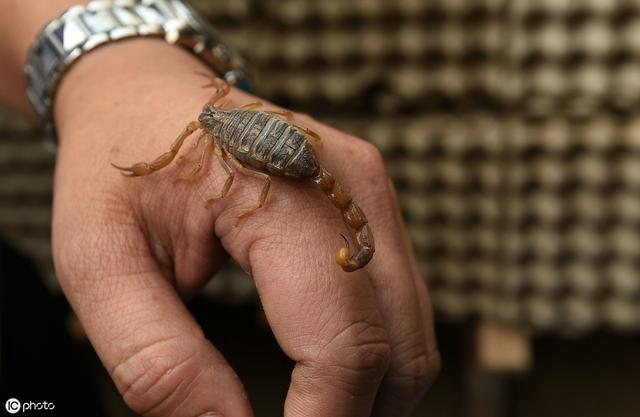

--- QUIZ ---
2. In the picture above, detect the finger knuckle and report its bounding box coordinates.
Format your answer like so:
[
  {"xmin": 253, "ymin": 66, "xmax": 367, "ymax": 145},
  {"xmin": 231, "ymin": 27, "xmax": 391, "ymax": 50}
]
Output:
[
  {"xmin": 356, "ymin": 141, "xmax": 387, "ymax": 180},
  {"xmin": 387, "ymin": 344, "xmax": 441, "ymax": 405},
  {"xmin": 112, "ymin": 335, "xmax": 204, "ymax": 416},
  {"xmin": 321, "ymin": 319, "xmax": 392, "ymax": 388}
]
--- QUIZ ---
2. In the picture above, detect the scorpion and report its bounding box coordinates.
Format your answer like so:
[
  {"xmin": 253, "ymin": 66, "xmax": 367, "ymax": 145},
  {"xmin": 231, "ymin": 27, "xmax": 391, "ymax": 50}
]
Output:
[{"xmin": 112, "ymin": 76, "xmax": 374, "ymax": 272}]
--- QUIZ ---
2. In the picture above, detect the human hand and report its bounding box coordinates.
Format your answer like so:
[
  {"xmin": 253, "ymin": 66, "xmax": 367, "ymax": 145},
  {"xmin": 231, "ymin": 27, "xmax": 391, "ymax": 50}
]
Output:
[{"xmin": 51, "ymin": 39, "xmax": 440, "ymax": 417}]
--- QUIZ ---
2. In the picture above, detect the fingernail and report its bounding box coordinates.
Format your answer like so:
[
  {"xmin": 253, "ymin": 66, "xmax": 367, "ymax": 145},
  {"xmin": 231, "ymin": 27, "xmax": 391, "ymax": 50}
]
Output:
[{"xmin": 198, "ymin": 413, "xmax": 222, "ymax": 417}]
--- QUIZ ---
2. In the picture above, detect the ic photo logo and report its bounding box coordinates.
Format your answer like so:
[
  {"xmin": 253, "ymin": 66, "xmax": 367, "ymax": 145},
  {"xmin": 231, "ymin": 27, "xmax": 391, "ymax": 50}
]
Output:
[
  {"xmin": 5, "ymin": 398, "xmax": 55, "ymax": 414},
  {"xmin": 5, "ymin": 398, "xmax": 20, "ymax": 414}
]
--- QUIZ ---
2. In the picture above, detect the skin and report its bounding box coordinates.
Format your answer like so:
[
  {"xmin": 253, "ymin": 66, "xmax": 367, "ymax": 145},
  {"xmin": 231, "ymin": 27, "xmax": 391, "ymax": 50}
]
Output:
[{"xmin": 1, "ymin": 2, "xmax": 440, "ymax": 417}]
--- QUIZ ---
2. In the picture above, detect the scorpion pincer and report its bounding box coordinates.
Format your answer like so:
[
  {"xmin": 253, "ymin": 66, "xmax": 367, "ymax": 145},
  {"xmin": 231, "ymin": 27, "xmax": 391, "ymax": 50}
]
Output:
[{"xmin": 112, "ymin": 77, "xmax": 374, "ymax": 272}]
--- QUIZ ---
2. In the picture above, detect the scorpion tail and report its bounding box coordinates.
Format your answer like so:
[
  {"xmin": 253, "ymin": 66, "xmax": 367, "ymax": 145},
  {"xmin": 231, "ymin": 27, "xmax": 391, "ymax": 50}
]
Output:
[{"xmin": 312, "ymin": 167, "xmax": 375, "ymax": 272}]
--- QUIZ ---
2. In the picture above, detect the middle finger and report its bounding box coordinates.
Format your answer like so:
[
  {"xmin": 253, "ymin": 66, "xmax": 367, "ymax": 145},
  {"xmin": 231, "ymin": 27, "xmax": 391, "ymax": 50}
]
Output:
[{"xmin": 308, "ymin": 122, "xmax": 438, "ymax": 416}]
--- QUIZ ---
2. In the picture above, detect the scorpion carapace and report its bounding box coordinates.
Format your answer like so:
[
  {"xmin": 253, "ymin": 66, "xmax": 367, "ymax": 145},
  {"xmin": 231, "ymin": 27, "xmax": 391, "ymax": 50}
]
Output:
[{"xmin": 111, "ymin": 77, "xmax": 375, "ymax": 272}]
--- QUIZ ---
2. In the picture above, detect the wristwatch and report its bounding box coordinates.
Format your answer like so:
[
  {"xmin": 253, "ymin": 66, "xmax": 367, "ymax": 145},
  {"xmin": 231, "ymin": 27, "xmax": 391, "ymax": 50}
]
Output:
[{"xmin": 25, "ymin": 0, "xmax": 250, "ymax": 137}]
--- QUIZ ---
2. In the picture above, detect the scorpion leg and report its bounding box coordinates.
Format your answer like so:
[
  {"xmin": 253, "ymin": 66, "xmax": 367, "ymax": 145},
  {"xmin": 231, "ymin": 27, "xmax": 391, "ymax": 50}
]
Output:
[
  {"xmin": 194, "ymin": 72, "xmax": 231, "ymax": 107},
  {"xmin": 194, "ymin": 71, "xmax": 227, "ymax": 89},
  {"xmin": 226, "ymin": 156, "xmax": 271, "ymax": 226},
  {"xmin": 112, "ymin": 121, "xmax": 202, "ymax": 177},
  {"xmin": 173, "ymin": 135, "xmax": 214, "ymax": 184},
  {"xmin": 237, "ymin": 101, "xmax": 262, "ymax": 110},
  {"xmin": 312, "ymin": 167, "xmax": 374, "ymax": 272},
  {"xmin": 297, "ymin": 125, "xmax": 322, "ymax": 147},
  {"xmin": 267, "ymin": 110, "xmax": 322, "ymax": 147},
  {"xmin": 176, "ymin": 131, "xmax": 206, "ymax": 166},
  {"xmin": 204, "ymin": 147, "xmax": 235, "ymax": 208},
  {"xmin": 206, "ymin": 82, "xmax": 230, "ymax": 107},
  {"xmin": 217, "ymin": 99, "xmax": 260, "ymax": 110},
  {"xmin": 267, "ymin": 109, "xmax": 293, "ymax": 120}
]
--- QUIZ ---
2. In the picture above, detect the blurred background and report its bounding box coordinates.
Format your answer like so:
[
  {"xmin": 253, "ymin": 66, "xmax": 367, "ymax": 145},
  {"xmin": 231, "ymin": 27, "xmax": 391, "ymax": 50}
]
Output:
[{"xmin": 2, "ymin": 0, "xmax": 640, "ymax": 416}]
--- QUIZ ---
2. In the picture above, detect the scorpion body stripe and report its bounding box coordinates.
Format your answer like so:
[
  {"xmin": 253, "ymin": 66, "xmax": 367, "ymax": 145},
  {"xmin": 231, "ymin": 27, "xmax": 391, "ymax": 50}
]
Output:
[
  {"xmin": 284, "ymin": 140, "xmax": 313, "ymax": 177},
  {"xmin": 264, "ymin": 125, "xmax": 292, "ymax": 173},
  {"xmin": 223, "ymin": 110, "xmax": 245, "ymax": 139},
  {"xmin": 271, "ymin": 129, "xmax": 304, "ymax": 171},
  {"xmin": 219, "ymin": 110, "xmax": 237, "ymax": 138},
  {"xmin": 225, "ymin": 111, "xmax": 250, "ymax": 148},
  {"xmin": 232, "ymin": 111, "xmax": 258, "ymax": 145},
  {"xmin": 249, "ymin": 117, "xmax": 279, "ymax": 160},
  {"xmin": 284, "ymin": 139, "xmax": 308, "ymax": 175},
  {"xmin": 229, "ymin": 111, "xmax": 259, "ymax": 151},
  {"xmin": 269, "ymin": 128, "xmax": 296, "ymax": 171},
  {"xmin": 234, "ymin": 115, "xmax": 272, "ymax": 169},
  {"xmin": 252, "ymin": 120, "xmax": 288, "ymax": 165},
  {"xmin": 238, "ymin": 113, "xmax": 269, "ymax": 154}
]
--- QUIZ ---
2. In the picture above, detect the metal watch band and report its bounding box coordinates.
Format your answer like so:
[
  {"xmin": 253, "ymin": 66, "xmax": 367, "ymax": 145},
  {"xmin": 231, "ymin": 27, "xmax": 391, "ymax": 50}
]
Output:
[{"xmin": 25, "ymin": 0, "xmax": 250, "ymax": 137}]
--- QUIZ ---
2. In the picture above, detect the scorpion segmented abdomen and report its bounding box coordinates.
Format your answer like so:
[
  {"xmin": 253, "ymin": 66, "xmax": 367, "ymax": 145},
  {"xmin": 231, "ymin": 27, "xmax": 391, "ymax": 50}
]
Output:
[{"xmin": 218, "ymin": 110, "xmax": 319, "ymax": 179}]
